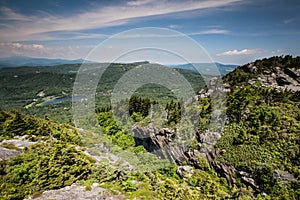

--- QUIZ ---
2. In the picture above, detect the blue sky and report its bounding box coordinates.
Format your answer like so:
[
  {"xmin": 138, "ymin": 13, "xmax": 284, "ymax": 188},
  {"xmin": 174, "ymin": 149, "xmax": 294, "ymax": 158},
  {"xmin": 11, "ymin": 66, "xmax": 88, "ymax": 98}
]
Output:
[{"xmin": 0, "ymin": 0, "xmax": 299, "ymax": 64}]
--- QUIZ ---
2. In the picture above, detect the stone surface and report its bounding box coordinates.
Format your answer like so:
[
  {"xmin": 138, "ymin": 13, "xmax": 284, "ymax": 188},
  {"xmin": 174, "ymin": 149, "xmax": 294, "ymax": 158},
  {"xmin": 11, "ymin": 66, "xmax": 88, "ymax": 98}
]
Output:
[
  {"xmin": 177, "ymin": 165, "xmax": 194, "ymax": 178},
  {"xmin": 273, "ymin": 169, "xmax": 298, "ymax": 183},
  {"xmin": 132, "ymin": 123, "xmax": 189, "ymax": 163},
  {"xmin": 26, "ymin": 183, "xmax": 125, "ymax": 200},
  {"xmin": 0, "ymin": 138, "xmax": 36, "ymax": 149},
  {"xmin": 0, "ymin": 146, "xmax": 21, "ymax": 161},
  {"xmin": 244, "ymin": 64, "xmax": 300, "ymax": 91},
  {"xmin": 0, "ymin": 136, "xmax": 37, "ymax": 161}
]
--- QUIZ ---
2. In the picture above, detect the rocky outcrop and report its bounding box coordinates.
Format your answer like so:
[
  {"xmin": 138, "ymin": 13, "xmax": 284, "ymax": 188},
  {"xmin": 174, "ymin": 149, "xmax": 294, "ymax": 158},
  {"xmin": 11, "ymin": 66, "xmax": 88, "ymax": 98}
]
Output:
[
  {"xmin": 132, "ymin": 123, "xmax": 242, "ymax": 186},
  {"xmin": 245, "ymin": 64, "xmax": 300, "ymax": 91},
  {"xmin": 26, "ymin": 183, "xmax": 125, "ymax": 200},
  {"xmin": 132, "ymin": 123, "xmax": 170, "ymax": 153},
  {"xmin": 196, "ymin": 130, "xmax": 221, "ymax": 151},
  {"xmin": 132, "ymin": 123, "xmax": 188, "ymax": 163},
  {"xmin": 132, "ymin": 122, "xmax": 262, "ymax": 191},
  {"xmin": 177, "ymin": 165, "xmax": 194, "ymax": 178},
  {"xmin": 0, "ymin": 147, "xmax": 21, "ymax": 161},
  {"xmin": 197, "ymin": 77, "xmax": 230, "ymax": 99},
  {"xmin": 205, "ymin": 148, "xmax": 260, "ymax": 190},
  {"xmin": 205, "ymin": 148, "xmax": 235, "ymax": 185},
  {"xmin": 0, "ymin": 136, "xmax": 37, "ymax": 161},
  {"xmin": 284, "ymin": 68, "xmax": 300, "ymax": 83},
  {"xmin": 273, "ymin": 169, "xmax": 298, "ymax": 183},
  {"xmin": 0, "ymin": 136, "xmax": 36, "ymax": 149}
]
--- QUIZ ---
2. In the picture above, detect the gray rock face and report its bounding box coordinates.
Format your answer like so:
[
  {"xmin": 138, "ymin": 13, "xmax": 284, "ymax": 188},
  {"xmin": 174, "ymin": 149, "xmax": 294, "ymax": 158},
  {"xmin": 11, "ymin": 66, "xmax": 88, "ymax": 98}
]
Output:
[
  {"xmin": 83, "ymin": 149, "xmax": 134, "ymax": 171},
  {"xmin": 133, "ymin": 124, "xmax": 262, "ymax": 192},
  {"xmin": 205, "ymin": 148, "xmax": 261, "ymax": 191},
  {"xmin": 245, "ymin": 64, "xmax": 300, "ymax": 91},
  {"xmin": 26, "ymin": 183, "xmax": 124, "ymax": 200},
  {"xmin": 132, "ymin": 122, "xmax": 226, "ymax": 174},
  {"xmin": 0, "ymin": 146, "xmax": 21, "ymax": 161},
  {"xmin": 273, "ymin": 169, "xmax": 298, "ymax": 183},
  {"xmin": 177, "ymin": 165, "xmax": 194, "ymax": 178},
  {"xmin": 197, "ymin": 130, "xmax": 221, "ymax": 149},
  {"xmin": 0, "ymin": 136, "xmax": 37, "ymax": 161},
  {"xmin": 132, "ymin": 123, "xmax": 188, "ymax": 163},
  {"xmin": 133, "ymin": 124, "xmax": 174, "ymax": 152},
  {"xmin": 0, "ymin": 137, "xmax": 36, "ymax": 149}
]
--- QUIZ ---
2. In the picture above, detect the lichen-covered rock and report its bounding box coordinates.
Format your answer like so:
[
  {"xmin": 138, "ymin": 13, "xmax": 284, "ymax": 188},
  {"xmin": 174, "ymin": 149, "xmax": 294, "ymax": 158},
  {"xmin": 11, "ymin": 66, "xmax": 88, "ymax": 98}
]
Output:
[
  {"xmin": 273, "ymin": 169, "xmax": 298, "ymax": 183},
  {"xmin": 26, "ymin": 183, "xmax": 124, "ymax": 200},
  {"xmin": 177, "ymin": 165, "xmax": 194, "ymax": 178},
  {"xmin": 0, "ymin": 137, "xmax": 36, "ymax": 149},
  {"xmin": 0, "ymin": 146, "xmax": 20, "ymax": 161},
  {"xmin": 242, "ymin": 63, "xmax": 300, "ymax": 91}
]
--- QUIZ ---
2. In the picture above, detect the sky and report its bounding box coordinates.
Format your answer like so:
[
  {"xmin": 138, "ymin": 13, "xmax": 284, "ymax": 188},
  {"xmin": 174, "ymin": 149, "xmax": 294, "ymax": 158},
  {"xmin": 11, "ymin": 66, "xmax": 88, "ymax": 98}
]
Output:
[{"xmin": 0, "ymin": 0, "xmax": 299, "ymax": 64}]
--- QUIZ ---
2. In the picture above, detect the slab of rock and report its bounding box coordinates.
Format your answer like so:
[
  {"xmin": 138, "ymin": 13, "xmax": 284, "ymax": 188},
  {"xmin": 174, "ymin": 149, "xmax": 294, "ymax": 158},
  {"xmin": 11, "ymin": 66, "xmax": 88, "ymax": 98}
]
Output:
[
  {"xmin": 26, "ymin": 183, "xmax": 125, "ymax": 200},
  {"xmin": 245, "ymin": 65, "xmax": 300, "ymax": 91},
  {"xmin": 177, "ymin": 165, "xmax": 194, "ymax": 178},
  {"xmin": 0, "ymin": 146, "xmax": 21, "ymax": 161},
  {"xmin": 0, "ymin": 139, "xmax": 36, "ymax": 149},
  {"xmin": 273, "ymin": 169, "xmax": 298, "ymax": 183}
]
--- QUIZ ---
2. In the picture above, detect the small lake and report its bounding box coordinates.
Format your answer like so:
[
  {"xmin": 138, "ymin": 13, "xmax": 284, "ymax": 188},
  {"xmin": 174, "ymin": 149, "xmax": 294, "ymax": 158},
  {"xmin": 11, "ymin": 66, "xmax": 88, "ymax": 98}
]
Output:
[{"xmin": 42, "ymin": 96, "xmax": 85, "ymax": 105}]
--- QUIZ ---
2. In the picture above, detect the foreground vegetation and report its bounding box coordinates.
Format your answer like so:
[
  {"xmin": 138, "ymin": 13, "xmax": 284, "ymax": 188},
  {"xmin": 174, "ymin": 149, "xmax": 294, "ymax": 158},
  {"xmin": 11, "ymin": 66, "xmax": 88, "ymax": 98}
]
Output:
[{"xmin": 0, "ymin": 109, "xmax": 231, "ymax": 199}]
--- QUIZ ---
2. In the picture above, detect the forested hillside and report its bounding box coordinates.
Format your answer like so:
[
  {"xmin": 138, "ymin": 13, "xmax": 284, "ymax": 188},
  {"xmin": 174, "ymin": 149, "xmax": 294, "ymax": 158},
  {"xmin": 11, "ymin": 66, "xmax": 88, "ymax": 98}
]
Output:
[{"xmin": 0, "ymin": 62, "xmax": 205, "ymax": 123}]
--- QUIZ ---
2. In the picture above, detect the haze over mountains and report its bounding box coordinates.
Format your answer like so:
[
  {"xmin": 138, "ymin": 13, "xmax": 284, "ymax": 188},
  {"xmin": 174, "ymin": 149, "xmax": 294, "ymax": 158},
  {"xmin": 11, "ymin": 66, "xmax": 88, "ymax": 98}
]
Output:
[
  {"xmin": 167, "ymin": 63, "xmax": 237, "ymax": 76},
  {"xmin": 0, "ymin": 56, "xmax": 88, "ymax": 68},
  {"xmin": 0, "ymin": 56, "xmax": 238, "ymax": 77}
]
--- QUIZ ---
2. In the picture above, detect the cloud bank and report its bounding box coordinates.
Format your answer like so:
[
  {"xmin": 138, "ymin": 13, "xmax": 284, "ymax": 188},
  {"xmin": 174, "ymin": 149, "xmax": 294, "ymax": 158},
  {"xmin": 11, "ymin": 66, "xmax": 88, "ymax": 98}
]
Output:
[{"xmin": 217, "ymin": 49, "xmax": 260, "ymax": 56}]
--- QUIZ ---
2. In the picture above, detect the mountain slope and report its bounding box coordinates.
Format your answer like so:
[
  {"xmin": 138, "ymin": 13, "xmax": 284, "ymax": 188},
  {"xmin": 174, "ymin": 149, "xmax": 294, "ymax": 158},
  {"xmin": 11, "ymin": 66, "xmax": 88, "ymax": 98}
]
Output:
[
  {"xmin": 89, "ymin": 55, "xmax": 300, "ymax": 199},
  {"xmin": 215, "ymin": 56, "xmax": 300, "ymax": 198}
]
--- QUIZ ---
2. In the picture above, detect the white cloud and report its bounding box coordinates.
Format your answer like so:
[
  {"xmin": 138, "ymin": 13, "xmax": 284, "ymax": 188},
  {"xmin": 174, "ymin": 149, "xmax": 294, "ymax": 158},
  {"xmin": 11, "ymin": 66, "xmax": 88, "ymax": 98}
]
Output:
[
  {"xmin": 190, "ymin": 29, "xmax": 230, "ymax": 35},
  {"xmin": 35, "ymin": 32, "xmax": 108, "ymax": 41},
  {"xmin": 127, "ymin": 0, "xmax": 157, "ymax": 6},
  {"xmin": 0, "ymin": 42, "xmax": 45, "ymax": 50},
  {"xmin": 217, "ymin": 49, "xmax": 260, "ymax": 56},
  {"xmin": 283, "ymin": 18, "xmax": 295, "ymax": 24},
  {"xmin": 168, "ymin": 24, "xmax": 182, "ymax": 29},
  {"xmin": 0, "ymin": 42, "xmax": 93, "ymax": 59},
  {"xmin": 0, "ymin": 0, "xmax": 243, "ymax": 42},
  {"xmin": 0, "ymin": 42, "xmax": 47, "ymax": 58}
]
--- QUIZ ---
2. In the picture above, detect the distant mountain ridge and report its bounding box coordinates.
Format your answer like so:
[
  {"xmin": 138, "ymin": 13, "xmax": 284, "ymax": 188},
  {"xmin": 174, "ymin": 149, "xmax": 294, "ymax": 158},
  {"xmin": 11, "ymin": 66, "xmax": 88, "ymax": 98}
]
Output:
[
  {"xmin": 167, "ymin": 63, "xmax": 238, "ymax": 76},
  {"xmin": 0, "ymin": 56, "xmax": 237, "ymax": 76},
  {"xmin": 0, "ymin": 56, "xmax": 91, "ymax": 67}
]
